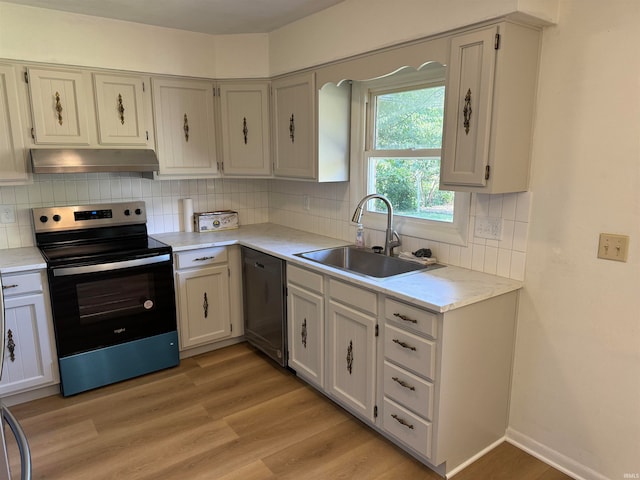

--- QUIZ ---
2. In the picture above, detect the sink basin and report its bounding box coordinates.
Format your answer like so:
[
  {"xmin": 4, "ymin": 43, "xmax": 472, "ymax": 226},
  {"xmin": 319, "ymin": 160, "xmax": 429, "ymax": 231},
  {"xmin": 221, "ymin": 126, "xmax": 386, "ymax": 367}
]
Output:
[{"xmin": 296, "ymin": 246, "xmax": 444, "ymax": 279}]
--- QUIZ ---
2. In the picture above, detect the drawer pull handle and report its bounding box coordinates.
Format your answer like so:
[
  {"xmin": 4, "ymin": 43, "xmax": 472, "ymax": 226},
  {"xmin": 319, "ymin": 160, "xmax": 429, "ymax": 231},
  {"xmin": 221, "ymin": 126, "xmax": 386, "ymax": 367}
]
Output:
[
  {"xmin": 194, "ymin": 256, "xmax": 215, "ymax": 262},
  {"xmin": 392, "ymin": 376, "xmax": 416, "ymax": 391},
  {"xmin": 392, "ymin": 338, "xmax": 416, "ymax": 351},
  {"xmin": 346, "ymin": 340, "xmax": 353, "ymax": 374},
  {"xmin": 2, "ymin": 284, "xmax": 19, "ymax": 290},
  {"xmin": 393, "ymin": 312, "xmax": 417, "ymax": 324},
  {"xmin": 391, "ymin": 414, "xmax": 414, "ymax": 430}
]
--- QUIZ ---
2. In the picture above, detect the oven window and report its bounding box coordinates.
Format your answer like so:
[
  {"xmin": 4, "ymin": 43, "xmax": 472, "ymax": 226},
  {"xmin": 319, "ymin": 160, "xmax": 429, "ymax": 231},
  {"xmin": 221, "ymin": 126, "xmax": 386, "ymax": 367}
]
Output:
[{"xmin": 76, "ymin": 273, "xmax": 155, "ymax": 324}]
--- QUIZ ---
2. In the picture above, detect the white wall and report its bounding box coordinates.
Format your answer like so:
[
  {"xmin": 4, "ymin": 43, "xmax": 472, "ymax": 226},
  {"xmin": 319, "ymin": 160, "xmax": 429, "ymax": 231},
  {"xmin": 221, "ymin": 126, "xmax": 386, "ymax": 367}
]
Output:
[
  {"xmin": 507, "ymin": 1, "xmax": 640, "ymax": 479},
  {"xmin": 0, "ymin": 2, "xmax": 269, "ymax": 78}
]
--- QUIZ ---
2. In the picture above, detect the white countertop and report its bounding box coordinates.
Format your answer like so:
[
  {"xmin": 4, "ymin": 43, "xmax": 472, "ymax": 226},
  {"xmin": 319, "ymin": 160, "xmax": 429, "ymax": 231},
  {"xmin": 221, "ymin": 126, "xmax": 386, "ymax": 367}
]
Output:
[
  {"xmin": 0, "ymin": 247, "xmax": 46, "ymax": 274},
  {"xmin": 153, "ymin": 223, "xmax": 522, "ymax": 313}
]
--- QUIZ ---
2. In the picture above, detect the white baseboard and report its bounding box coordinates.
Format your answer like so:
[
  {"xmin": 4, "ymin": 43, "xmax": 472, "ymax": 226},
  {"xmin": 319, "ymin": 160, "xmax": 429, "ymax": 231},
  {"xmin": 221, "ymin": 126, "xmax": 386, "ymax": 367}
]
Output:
[
  {"xmin": 446, "ymin": 436, "xmax": 506, "ymax": 478},
  {"xmin": 506, "ymin": 427, "xmax": 609, "ymax": 480}
]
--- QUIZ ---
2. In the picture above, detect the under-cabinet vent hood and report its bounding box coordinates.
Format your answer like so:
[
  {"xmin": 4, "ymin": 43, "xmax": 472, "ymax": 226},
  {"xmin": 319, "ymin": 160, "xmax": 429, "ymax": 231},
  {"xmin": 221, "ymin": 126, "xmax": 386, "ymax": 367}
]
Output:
[{"xmin": 30, "ymin": 149, "xmax": 159, "ymax": 178}]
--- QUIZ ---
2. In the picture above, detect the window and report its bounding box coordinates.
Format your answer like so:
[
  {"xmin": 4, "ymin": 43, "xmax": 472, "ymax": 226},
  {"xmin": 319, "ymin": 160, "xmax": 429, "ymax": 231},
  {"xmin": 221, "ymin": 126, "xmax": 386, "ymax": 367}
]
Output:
[
  {"xmin": 367, "ymin": 83, "xmax": 453, "ymax": 222},
  {"xmin": 354, "ymin": 65, "xmax": 469, "ymax": 245}
]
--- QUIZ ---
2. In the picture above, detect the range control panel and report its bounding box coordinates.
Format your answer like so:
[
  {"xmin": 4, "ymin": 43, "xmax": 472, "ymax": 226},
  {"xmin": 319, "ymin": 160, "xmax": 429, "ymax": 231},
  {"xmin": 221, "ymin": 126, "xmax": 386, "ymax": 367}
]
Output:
[{"xmin": 32, "ymin": 201, "xmax": 147, "ymax": 233}]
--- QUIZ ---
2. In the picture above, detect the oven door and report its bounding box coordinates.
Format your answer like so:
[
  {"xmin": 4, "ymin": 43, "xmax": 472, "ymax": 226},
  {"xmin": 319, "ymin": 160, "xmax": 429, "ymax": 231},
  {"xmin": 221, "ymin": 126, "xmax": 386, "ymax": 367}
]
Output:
[{"xmin": 48, "ymin": 254, "xmax": 177, "ymax": 357}]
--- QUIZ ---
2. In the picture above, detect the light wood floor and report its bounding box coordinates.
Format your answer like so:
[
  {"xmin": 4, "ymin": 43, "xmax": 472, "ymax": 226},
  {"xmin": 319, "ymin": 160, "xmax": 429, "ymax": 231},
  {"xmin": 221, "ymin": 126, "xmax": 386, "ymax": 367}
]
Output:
[{"xmin": 9, "ymin": 343, "xmax": 572, "ymax": 479}]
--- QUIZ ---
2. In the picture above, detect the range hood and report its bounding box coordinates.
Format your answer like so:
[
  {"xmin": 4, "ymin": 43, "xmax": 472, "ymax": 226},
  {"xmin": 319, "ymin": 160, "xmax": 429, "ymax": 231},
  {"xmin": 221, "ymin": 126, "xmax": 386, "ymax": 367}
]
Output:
[{"xmin": 30, "ymin": 149, "xmax": 159, "ymax": 179}]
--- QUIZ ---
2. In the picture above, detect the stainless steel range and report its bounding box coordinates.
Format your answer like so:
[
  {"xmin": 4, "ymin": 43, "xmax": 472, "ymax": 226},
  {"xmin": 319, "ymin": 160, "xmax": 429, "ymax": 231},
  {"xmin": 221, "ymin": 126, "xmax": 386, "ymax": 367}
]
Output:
[{"xmin": 32, "ymin": 201, "xmax": 179, "ymax": 396}]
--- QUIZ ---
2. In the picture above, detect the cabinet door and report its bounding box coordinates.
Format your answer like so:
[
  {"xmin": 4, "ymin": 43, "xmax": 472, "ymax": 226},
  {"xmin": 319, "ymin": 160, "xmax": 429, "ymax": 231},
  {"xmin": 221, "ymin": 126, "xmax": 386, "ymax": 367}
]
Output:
[
  {"xmin": 441, "ymin": 26, "xmax": 497, "ymax": 187},
  {"xmin": 272, "ymin": 72, "xmax": 315, "ymax": 179},
  {"xmin": 327, "ymin": 299, "xmax": 376, "ymax": 421},
  {"xmin": 0, "ymin": 64, "xmax": 28, "ymax": 183},
  {"xmin": 0, "ymin": 293, "xmax": 57, "ymax": 396},
  {"xmin": 288, "ymin": 284, "xmax": 324, "ymax": 388},
  {"xmin": 27, "ymin": 67, "xmax": 92, "ymax": 145},
  {"xmin": 219, "ymin": 83, "xmax": 270, "ymax": 176},
  {"xmin": 94, "ymin": 73, "xmax": 151, "ymax": 146},
  {"xmin": 176, "ymin": 264, "xmax": 231, "ymax": 349},
  {"xmin": 152, "ymin": 78, "xmax": 218, "ymax": 176}
]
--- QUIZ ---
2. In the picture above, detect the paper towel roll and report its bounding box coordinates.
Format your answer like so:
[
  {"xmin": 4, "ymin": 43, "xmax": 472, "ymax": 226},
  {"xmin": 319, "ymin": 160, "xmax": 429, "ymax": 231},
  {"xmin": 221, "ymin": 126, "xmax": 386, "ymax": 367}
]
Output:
[{"xmin": 182, "ymin": 198, "xmax": 193, "ymax": 232}]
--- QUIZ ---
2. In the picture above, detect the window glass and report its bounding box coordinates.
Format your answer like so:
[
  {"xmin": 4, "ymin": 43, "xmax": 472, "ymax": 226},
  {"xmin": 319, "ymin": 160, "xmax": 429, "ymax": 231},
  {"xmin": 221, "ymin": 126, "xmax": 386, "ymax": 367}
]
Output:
[{"xmin": 367, "ymin": 82, "xmax": 454, "ymax": 223}]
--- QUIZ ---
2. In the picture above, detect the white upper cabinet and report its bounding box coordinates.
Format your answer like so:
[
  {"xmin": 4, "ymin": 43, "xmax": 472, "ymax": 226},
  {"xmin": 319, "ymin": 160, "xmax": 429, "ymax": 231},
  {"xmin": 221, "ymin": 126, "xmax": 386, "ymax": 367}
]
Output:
[
  {"xmin": 0, "ymin": 64, "xmax": 28, "ymax": 184},
  {"xmin": 26, "ymin": 67, "xmax": 92, "ymax": 145},
  {"xmin": 441, "ymin": 22, "xmax": 541, "ymax": 193},
  {"xmin": 152, "ymin": 77, "xmax": 218, "ymax": 177},
  {"xmin": 219, "ymin": 82, "xmax": 271, "ymax": 176},
  {"xmin": 272, "ymin": 71, "xmax": 350, "ymax": 182},
  {"xmin": 93, "ymin": 73, "xmax": 153, "ymax": 147}
]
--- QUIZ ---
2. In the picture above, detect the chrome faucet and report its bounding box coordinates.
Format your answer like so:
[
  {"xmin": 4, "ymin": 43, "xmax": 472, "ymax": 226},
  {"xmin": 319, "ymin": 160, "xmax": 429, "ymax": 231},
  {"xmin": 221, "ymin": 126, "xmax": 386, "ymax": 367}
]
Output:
[{"xmin": 351, "ymin": 194, "xmax": 401, "ymax": 256}]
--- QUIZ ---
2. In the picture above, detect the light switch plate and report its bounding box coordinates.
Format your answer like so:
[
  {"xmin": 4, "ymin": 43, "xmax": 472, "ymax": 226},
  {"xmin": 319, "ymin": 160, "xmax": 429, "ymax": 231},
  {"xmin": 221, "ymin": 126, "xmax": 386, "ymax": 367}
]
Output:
[{"xmin": 597, "ymin": 233, "xmax": 629, "ymax": 262}]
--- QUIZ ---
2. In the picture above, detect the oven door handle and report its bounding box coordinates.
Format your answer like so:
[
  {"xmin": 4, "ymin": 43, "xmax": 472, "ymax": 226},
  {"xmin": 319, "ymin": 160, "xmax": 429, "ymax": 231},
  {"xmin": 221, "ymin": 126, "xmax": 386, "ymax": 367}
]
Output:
[{"xmin": 52, "ymin": 254, "xmax": 171, "ymax": 277}]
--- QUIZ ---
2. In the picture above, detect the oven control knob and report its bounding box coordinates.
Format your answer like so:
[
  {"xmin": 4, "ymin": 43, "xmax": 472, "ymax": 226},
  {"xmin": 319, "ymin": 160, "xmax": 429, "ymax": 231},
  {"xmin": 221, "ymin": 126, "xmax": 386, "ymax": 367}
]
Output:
[
  {"xmin": 135, "ymin": 208, "xmax": 142, "ymax": 215},
  {"xmin": 53, "ymin": 214, "xmax": 61, "ymax": 222},
  {"xmin": 124, "ymin": 209, "xmax": 131, "ymax": 216},
  {"xmin": 39, "ymin": 215, "xmax": 48, "ymax": 223}
]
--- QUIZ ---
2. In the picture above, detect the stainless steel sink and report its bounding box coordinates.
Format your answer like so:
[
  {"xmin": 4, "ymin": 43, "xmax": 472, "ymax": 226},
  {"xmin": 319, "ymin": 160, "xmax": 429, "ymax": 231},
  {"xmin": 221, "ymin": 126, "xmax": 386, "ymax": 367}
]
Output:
[{"xmin": 296, "ymin": 246, "xmax": 444, "ymax": 279}]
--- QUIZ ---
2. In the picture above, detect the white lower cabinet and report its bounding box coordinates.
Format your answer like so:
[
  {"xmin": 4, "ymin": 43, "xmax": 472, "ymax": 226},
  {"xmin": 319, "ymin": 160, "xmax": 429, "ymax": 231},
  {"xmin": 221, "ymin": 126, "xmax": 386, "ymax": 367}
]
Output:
[
  {"xmin": 175, "ymin": 246, "xmax": 243, "ymax": 351},
  {"xmin": 286, "ymin": 262, "xmax": 518, "ymax": 477},
  {"xmin": 326, "ymin": 298, "xmax": 377, "ymax": 421},
  {"xmin": 326, "ymin": 279, "xmax": 377, "ymax": 422},
  {"xmin": 0, "ymin": 270, "xmax": 58, "ymax": 397},
  {"xmin": 287, "ymin": 265, "xmax": 324, "ymax": 389}
]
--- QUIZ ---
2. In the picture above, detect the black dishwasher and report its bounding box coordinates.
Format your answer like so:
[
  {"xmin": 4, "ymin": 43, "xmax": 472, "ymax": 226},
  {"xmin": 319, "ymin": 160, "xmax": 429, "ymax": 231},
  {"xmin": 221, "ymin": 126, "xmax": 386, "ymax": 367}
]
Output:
[{"xmin": 241, "ymin": 247, "xmax": 287, "ymax": 366}]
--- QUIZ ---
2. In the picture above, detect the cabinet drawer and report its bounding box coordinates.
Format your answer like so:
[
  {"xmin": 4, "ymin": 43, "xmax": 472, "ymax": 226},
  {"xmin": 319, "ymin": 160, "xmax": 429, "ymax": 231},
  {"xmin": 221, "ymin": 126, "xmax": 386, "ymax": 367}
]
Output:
[
  {"xmin": 1, "ymin": 272, "xmax": 43, "ymax": 297},
  {"xmin": 385, "ymin": 324, "xmax": 436, "ymax": 381},
  {"xmin": 288, "ymin": 264, "xmax": 323, "ymax": 293},
  {"xmin": 383, "ymin": 361, "xmax": 434, "ymax": 421},
  {"xmin": 175, "ymin": 247, "xmax": 227, "ymax": 269},
  {"xmin": 329, "ymin": 279, "xmax": 377, "ymax": 315},
  {"xmin": 385, "ymin": 298, "xmax": 437, "ymax": 339},
  {"xmin": 383, "ymin": 397, "xmax": 432, "ymax": 458}
]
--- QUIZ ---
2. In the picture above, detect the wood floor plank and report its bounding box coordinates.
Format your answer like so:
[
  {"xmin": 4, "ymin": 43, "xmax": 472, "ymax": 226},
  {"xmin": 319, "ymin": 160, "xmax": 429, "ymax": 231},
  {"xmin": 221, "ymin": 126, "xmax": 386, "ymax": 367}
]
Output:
[{"xmin": 8, "ymin": 343, "xmax": 571, "ymax": 480}]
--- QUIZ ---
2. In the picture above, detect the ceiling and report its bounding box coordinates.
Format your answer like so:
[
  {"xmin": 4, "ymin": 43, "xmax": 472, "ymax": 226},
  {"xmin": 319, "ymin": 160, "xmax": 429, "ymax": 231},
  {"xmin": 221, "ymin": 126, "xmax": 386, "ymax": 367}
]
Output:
[{"xmin": 1, "ymin": 0, "xmax": 346, "ymax": 35}]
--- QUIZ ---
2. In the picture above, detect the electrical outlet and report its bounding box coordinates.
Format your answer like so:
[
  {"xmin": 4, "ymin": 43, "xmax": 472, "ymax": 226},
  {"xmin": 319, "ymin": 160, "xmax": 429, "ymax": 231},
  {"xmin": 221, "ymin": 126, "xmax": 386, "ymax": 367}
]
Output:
[
  {"xmin": 0, "ymin": 205, "xmax": 16, "ymax": 224},
  {"xmin": 597, "ymin": 233, "xmax": 629, "ymax": 262},
  {"xmin": 475, "ymin": 216, "xmax": 503, "ymax": 240}
]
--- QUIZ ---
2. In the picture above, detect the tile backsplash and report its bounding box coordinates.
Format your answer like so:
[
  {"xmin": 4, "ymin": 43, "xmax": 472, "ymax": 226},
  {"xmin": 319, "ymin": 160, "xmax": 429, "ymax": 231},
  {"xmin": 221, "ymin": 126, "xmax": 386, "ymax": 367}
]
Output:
[
  {"xmin": 269, "ymin": 179, "xmax": 531, "ymax": 281},
  {"xmin": 0, "ymin": 174, "xmax": 529, "ymax": 280},
  {"xmin": 0, "ymin": 173, "xmax": 269, "ymax": 249}
]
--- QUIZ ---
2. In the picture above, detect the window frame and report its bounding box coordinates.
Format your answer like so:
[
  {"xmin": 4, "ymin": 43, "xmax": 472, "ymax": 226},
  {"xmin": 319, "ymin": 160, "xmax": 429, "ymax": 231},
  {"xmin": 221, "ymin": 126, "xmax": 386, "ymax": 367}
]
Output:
[{"xmin": 350, "ymin": 66, "xmax": 470, "ymax": 246}]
